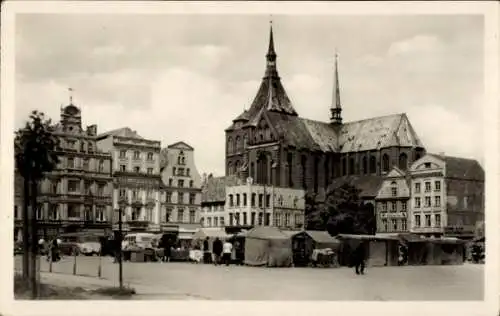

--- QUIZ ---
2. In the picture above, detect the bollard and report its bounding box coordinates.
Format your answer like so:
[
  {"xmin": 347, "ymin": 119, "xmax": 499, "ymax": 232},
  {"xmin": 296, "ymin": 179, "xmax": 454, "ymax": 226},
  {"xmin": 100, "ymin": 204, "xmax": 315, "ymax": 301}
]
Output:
[
  {"xmin": 49, "ymin": 253, "xmax": 52, "ymax": 273},
  {"xmin": 73, "ymin": 248, "xmax": 77, "ymax": 275}
]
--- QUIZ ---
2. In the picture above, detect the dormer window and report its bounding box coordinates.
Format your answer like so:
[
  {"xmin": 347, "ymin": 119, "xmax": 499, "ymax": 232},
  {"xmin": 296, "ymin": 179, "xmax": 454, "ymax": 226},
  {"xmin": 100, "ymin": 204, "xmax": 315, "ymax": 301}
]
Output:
[{"xmin": 424, "ymin": 162, "xmax": 431, "ymax": 168}]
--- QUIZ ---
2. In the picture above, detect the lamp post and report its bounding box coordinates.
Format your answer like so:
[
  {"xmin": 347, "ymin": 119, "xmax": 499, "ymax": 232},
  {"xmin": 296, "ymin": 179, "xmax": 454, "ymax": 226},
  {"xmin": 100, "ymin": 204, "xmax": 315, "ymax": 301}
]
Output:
[{"xmin": 117, "ymin": 200, "xmax": 126, "ymax": 290}]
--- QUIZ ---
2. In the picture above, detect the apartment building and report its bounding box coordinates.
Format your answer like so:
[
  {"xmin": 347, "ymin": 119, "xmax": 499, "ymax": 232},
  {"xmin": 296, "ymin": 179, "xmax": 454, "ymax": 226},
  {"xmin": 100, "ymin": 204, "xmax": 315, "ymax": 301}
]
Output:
[
  {"xmin": 200, "ymin": 174, "xmax": 241, "ymax": 228},
  {"xmin": 96, "ymin": 127, "xmax": 161, "ymax": 233}
]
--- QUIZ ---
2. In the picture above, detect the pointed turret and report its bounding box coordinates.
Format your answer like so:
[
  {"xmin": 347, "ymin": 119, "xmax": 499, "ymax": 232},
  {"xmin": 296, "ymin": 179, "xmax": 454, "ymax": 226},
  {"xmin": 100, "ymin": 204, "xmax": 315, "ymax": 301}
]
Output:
[
  {"xmin": 330, "ymin": 51, "xmax": 343, "ymax": 125},
  {"xmin": 265, "ymin": 22, "xmax": 278, "ymax": 78}
]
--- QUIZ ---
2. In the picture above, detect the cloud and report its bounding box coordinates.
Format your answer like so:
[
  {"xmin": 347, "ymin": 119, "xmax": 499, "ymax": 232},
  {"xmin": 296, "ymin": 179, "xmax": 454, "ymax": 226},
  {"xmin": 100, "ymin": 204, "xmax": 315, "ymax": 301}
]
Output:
[{"xmin": 388, "ymin": 35, "xmax": 444, "ymax": 57}]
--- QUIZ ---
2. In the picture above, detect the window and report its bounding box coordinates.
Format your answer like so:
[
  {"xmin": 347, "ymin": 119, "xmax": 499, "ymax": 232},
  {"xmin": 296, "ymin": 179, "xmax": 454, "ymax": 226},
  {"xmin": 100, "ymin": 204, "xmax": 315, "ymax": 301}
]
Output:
[
  {"xmin": 131, "ymin": 207, "xmax": 140, "ymax": 221},
  {"xmin": 177, "ymin": 209, "xmax": 184, "ymax": 222},
  {"xmin": 402, "ymin": 219, "xmax": 407, "ymax": 231},
  {"xmin": 214, "ymin": 217, "xmax": 218, "ymax": 227},
  {"xmin": 146, "ymin": 190, "xmax": 153, "ymax": 199},
  {"xmin": 399, "ymin": 153, "xmax": 408, "ymax": 170},
  {"xmin": 189, "ymin": 180, "xmax": 193, "ymax": 188},
  {"xmin": 165, "ymin": 192, "xmax": 172, "ymax": 203},
  {"xmin": 424, "ymin": 181, "xmax": 431, "ymax": 192},
  {"xmin": 382, "ymin": 154, "xmax": 390, "ymax": 172},
  {"xmin": 348, "ymin": 157, "xmax": 355, "ymax": 175},
  {"xmin": 414, "ymin": 214, "xmax": 421, "ymax": 227},
  {"xmin": 265, "ymin": 213, "xmax": 270, "ymax": 226},
  {"xmin": 132, "ymin": 190, "xmax": 138, "ymax": 199},
  {"xmin": 68, "ymin": 180, "xmax": 80, "ymax": 193},
  {"xmin": 187, "ymin": 168, "xmax": 190, "ymax": 176},
  {"xmin": 243, "ymin": 213, "xmax": 247, "ymax": 225},
  {"xmin": 189, "ymin": 193, "xmax": 196, "ymax": 205},
  {"xmin": 425, "ymin": 215, "xmax": 431, "ymax": 227},
  {"xmin": 178, "ymin": 168, "xmax": 185, "ymax": 176},
  {"xmin": 88, "ymin": 143, "xmax": 93, "ymax": 152},
  {"xmin": 390, "ymin": 201, "xmax": 396, "ymax": 212},
  {"xmin": 119, "ymin": 189, "xmax": 127, "ymax": 198},
  {"xmin": 415, "ymin": 182, "xmax": 421, "ymax": 194},
  {"xmin": 229, "ymin": 194, "xmax": 234, "ymax": 207},
  {"xmin": 68, "ymin": 204, "xmax": 80, "ymax": 218},
  {"xmin": 83, "ymin": 159, "xmax": 89, "ymax": 170},
  {"xmin": 134, "ymin": 151, "xmax": 140, "ymax": 160},
  {"xmin": 435, "ymin": 196, "xmax": 441, "ymax": 207},
  {"xmin": 67, "ymin": 157, "xmax": 75, "ymax": 169},
  {"xmin": 284, "ymin": 213, "xmax": 290, "ymax": 227},
  {"xmin": 98, "ymin": 160, "xmax": 104, "ymax": 172},
  {"xmin": 220, "ymin": 216, "xmax": 225, "ymax": 227},
  {"xmin": 96, "ymin": 207, "xmax": 105, "ymax": 222},
  {"xmin": 258, "ymin": 212, "xmax": 263, "ymax": 225},
  {"xmin": 119, "ymin": 150, "xmax": 127, "ymax": 158},
  {"xmin": 235, "ymin": 213, "xmax": 240, "ymax": 225},
  {"xmin": 251, "ymin": 212, "xmax": 256, "ymax": 225},
  {"xmin": 236, "ymin": 194, "xmax": 240, "ymax": 206},
  {"xmin": 67, "ymin": 140, "xmax": 76, "ymax": 150},
  {"xmin": 189, "ymin": 209, "xmax": 196, "ymax": 223},
  {"xmin": 14, "ymin": 206, "xmax": 18, "ymax": 219},
  {"xmin": 391, "ymin": 219, "xmax": 397, "ymax": 231},
  {"xmin": 178, "ymin": 180, "xmax": 184, "ymax": 187},
  {"xmin": 435, "ymin": 214, "xmax": 441, "ymax": 227},
  {"xmin": 83, "ymin": 206, "xmax": 93, "ymax": 221},
  {"xmin": 120, "ymin": 165, "xmax": 126, "ymax": 172},
  {"xmin": 434, "ymin": 181, "xmax": 441, "ymax": 192},
  {"xmin": 243, "ymin": 193, "xmax": 247, "ymax": 206},
  {"xmin": 266, "ymin": 194, "xmax": 271, "ymax": 208},
  {"xmin": 258, "ymin": 194, "xmax": 263, "ymax": 208},
  {"xmin": 251, "ymin": 193, "xmax": 256, "ymax": 207},
  {"xmin": 134, "ymin": 166, "xmax": 140, "ymax": 173},
  {"xmin": 382, "ymin": 202, "xmax": 387, "ymax": 211},
  {"xmin": 207, "ymin": 217, "xmax": 212, "ymax": 227},
  {"xmin": 424, "ymin": 162, "xmax": 431, "ymax": 168},
  {"xmin": 179, "ymin": 192, "xmax": 186, "ymax": 204},
  {"xmin": 401, "ymin": 201, "xmax": 407, "ymax": 211},
  {"xmin": 425, "ymin": 196, "xmax": 431, "ymax": 207},
  {"xmin": 415, "ymin": 197, "xmax": 421, "ymax": 208},
  {"xmin": 49, "ymin": 204, "xmax": 59, "ymax": 220},
  {"xmin": 52, "ymin": 181, "xmax": 59, "ymax": 194},
  {"xmin": 165, "ymin": 208, "xmax": 172, "ymax": 222},
  {"xmin": 382, "ymin": 219, "xmax": 388, "ymax": 231},
  {"xmin": 147, "ymin": 168, "xmax": 153, "ymax": 174},
  {"xmin": 229, "ymin": 213, "xmax": 234, "ymax": 226},
  {"xmin": 97, "ymin": 183, "xmax": 105, "ymax": 196},
  {"xmin": 391, "ymin": 187, "xmax": 397, "ymax": 197},
  {"xmin": 168, "ymin": 179, "xmax": 173, "ymax": 186},
  {"xmin": 464, "ymin": 197, "xmax": 468, "ymax": 209},
  {"xmin": 173, "ymin": 167, "xmax": 176, "ymax": 175},
  {"xmin": 370, "ymin": 156, "xmax": 377, "ymax": 174},
  {"xmin": 147, "ymin": 152, "xmax": 153, "ymax": 161}
]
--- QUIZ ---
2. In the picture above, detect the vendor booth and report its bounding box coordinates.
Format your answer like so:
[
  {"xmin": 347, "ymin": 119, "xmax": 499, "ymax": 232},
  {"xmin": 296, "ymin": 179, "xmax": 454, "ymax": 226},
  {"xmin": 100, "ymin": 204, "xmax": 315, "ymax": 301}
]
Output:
[
  {"xmin": 403, "ymin": 237, "xmax": 466, "ymax": 266},
  {"xmin": 244, "ymin": 226, "xmax": 293, "ymax": 267},
  {"xmin": 287, "ymin": 230, "xmax": 341, "ymax": 267},
  {"xmin": 336, "ymin": 234, "xmax": 400, "ymax": 267}
]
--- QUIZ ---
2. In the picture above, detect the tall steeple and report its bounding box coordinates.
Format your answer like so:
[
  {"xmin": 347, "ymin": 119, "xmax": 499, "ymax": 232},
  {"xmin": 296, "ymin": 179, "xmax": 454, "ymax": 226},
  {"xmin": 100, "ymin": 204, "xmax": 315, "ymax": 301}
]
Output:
[
  {"xmin": 264, "ymin": 20, "xmax": 278, "ymax": 79},
  {"xmin": 330, "ymin": 50, "xmax": 343, "ymax": 125}
]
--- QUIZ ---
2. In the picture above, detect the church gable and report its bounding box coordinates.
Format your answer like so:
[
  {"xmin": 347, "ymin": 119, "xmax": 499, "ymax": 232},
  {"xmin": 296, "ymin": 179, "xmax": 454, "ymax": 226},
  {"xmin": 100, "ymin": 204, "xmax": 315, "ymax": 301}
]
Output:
[
  {"xmin": 167, "ymin": 141, "xmax": 194, "ymax": 151},
  {"xmin": 409, "ymin": 154, "xmax": 445, "ymax": 173},
  {"xmin": 386, "ymin": 167, "xmax": 406, "ymax": 178},
  {"xmin": 385, "ymin": 113, "xmax": 424, "ymax": 148},
  {"xmin": 375, "ymin": 167, "xmax": 410, "ymax": 200}
]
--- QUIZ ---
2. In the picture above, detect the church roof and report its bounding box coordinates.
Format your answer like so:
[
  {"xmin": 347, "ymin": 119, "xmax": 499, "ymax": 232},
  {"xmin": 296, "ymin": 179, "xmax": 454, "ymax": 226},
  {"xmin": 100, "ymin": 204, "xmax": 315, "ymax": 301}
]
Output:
[
  {"xmin": 339, "ymin": 113, "xmax": 423, "ymax": 153},
  {"xmin": 329, "ymin": 175, "xmax": 385, "ymax": 198}
]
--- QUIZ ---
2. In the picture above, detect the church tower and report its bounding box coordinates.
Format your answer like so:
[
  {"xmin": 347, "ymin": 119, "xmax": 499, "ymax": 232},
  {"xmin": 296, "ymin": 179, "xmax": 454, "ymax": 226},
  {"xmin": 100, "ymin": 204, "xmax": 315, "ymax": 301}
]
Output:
[{"xmin": 330, "ymin": 51, "xmax": 343, "ymax": 126}]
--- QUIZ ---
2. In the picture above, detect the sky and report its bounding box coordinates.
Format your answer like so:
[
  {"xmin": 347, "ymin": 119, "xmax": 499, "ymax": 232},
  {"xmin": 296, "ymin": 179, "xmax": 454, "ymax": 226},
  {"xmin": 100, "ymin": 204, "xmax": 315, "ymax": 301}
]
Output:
[{"xmin": 15, "ymin": 14, "xmax": 484, "ymax": 176}]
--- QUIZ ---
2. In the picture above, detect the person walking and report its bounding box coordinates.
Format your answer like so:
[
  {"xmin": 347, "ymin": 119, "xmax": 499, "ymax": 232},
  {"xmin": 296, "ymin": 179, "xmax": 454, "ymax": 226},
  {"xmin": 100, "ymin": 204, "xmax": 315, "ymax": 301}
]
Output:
[
  {"xmin": 212, "ymin": 237, "xmax": 223, "ymax": 265},
  {"xmin": 353, "ymin": 241, "xmax": 367, "ymax": 275},
  {"xmin": 203, "ymin": 237, "xmax": 211, "ymax": 264},
  {"xmin": 162, "ymin": 236, "xmax": 171, "ymax": 263},
  {"xmin": 222, "ymin": 240, "xmax": 233, "ymax": 266}
]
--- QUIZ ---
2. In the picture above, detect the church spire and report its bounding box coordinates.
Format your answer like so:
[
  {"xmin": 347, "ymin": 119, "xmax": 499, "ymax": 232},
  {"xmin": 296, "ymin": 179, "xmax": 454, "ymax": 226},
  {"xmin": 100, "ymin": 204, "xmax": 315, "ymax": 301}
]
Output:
[
  {"xmin": 264, "ymin": 20, "xmax": 278, "ymax": 79},
  {"xmin": 330, "ymin": 50, "xmax": 343, "ymax": 125}
]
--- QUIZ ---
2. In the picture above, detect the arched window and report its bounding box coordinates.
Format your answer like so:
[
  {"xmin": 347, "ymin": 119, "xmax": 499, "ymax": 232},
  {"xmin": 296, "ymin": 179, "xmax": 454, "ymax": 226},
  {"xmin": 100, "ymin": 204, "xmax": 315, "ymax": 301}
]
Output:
[
  {"xmin": 391, "ymin": 181, "xmax": 398, "ymax": 197},
  {"xmin": 235, "ymin": 161, "xmax": 240, "ymax": 176},
  {"xmin": 370, "ymin": 156, "xmax": 377, "ymax": 174},
  {"xmin": 301, "ymin": 155, "xmax": 307, "ymax": 189},
  {"xmin": 324, "ymin": 157, "xmax": 330, "ymax": 188},
  {"xmin": 250, "ymin": 162, "xmax": 255, "ymax": 180},
  {"xmin": 243, "ymin": 135, "xmax": 248, "ymax": 149},
  {"xmin": 287, "ymin": 152, "xmax": 294, "ymax": 187},
  {"xmin": 227, "ymin": 137, "xmax": 233, "ymax": 154},
  {"xmin": 382, "ymin": 154, "xmax": 390, "ymax": 172},
  {"xmin": 349, "ymin": 157, "xmax": 355, "ymax": 175},
  {"xmin": 399, "ymin": 153, "xmax": 408, "ymax": 171},
  {"xmin": 257, "ymin": 153, "xmax": 268, "ymax": 185},
  {"xmin": 227, "ymin": 162, "xmax": 232, "ymax": 175},
  {"xmin": 314, "ymin": 156, "xmax": 319, "ymax": 192},
  {"xmin": 362, "ymin": 156, "xmax": 368, "ymax": 174},
  {"xmin": 236, "ymin": 136, "xmax": 241, "ymax": 152}
]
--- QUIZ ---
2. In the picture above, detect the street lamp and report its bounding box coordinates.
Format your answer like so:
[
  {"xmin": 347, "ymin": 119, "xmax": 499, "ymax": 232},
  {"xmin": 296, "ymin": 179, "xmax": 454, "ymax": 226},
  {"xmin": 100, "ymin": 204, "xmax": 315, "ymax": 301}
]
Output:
[{"xmin": 117, "ymin": 200, "xmax": 127, "ymax": 290}]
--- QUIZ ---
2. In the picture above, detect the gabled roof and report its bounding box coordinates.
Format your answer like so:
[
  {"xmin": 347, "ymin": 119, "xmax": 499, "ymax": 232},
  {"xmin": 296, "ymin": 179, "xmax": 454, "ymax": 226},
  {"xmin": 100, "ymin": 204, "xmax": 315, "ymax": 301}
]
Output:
[
  {"xmin": 427, "ymin": 154, "xmax": 484, "ymax": 181},
  {"xmin": 201, "ymin": 175, "xmax": 243, "ymax": 203},
  {"xmin": 329, "ymin": 175, "xmax": 384, "ymax": 198},
  {"xmin": 233, "ymin": 110, "xmax": 250, "ymax": 122},
  {"xmin": 386, "ymin": 166, "xmax": 406, "ymax": 178},
  {"xmin": 97, "ymin": 127, "xmax": 143, "ymax": 140},
  {"xmin": 167, "ymin": 141, "xmax": 194, "ymax": 150}
]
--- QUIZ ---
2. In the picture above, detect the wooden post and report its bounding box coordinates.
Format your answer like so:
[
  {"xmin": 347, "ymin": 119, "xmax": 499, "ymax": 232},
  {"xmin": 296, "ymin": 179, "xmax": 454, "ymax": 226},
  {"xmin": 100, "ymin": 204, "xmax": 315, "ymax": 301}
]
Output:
[
  {"xmin": 73, "ymin": 248, "xmax": 77, "ymax": 275},
  {"xmin": 97, "ymin": 249, "xmax": 102, "ymax": 278},
  {"xmin": 49, "ymin": 249, "xmax": 53, "ymax": 273}
]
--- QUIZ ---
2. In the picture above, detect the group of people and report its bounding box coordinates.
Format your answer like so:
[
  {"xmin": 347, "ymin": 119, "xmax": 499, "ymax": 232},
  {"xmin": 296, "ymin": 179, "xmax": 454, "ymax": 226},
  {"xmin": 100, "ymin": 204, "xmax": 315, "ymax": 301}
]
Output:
[
  {"xmin": 38, "ymin": 237, "xmax": 62, "ymax": 262},
  {"xmin": 202, "ymin": 237, "xmax": 233, "ymax": 266}
]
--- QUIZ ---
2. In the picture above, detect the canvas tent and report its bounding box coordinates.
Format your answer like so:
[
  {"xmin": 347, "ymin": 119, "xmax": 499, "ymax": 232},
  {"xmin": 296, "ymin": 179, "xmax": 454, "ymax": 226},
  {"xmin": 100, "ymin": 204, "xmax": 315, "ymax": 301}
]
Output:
[
  {"xmin": 287, "ymin": 230, "xmax": 341, "ymax": 267},
  {"xmin": 335, "ymin": 234, "xmax": 400, "ymax": 267},
  {"xmin": 192, "ymin": 228, "xmax": 231, "ymax": 252},
  {"xmin": 244, "ymin": 226, "xmax": 293, "ymax": 267}
]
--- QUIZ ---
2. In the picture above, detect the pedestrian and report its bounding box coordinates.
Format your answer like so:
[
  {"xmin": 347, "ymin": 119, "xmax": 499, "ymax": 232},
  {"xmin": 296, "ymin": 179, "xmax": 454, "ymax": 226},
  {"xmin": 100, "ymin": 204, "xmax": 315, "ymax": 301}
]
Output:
[
  {"xmin": 222, "ymin": 240, "xmax": 233, "ymax": 266},
  {"xmin": 212, "ymin": 237, "xmax": 223, "ymax": 265},
  {"xmin": 162, "ymin": 236, "xmax": 171, "ymax": 263},
  {"xmin": 203, "ymin": 237, "xmax": 211, "ymax": 264},
  {"xmin": 50, "ymin": 237, "xmax": 60, "ymax": 262},
  {"xmin": 353, "ymin": 241, "xmax": 367, "ymax": 275}
]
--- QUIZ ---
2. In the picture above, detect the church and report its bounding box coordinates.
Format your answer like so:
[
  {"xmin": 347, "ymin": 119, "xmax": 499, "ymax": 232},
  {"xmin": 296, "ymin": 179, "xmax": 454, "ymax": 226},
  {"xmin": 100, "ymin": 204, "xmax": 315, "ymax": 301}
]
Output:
[{"xmin": 225, "ymin": 25, "xmax": 426, "ymax": 199}]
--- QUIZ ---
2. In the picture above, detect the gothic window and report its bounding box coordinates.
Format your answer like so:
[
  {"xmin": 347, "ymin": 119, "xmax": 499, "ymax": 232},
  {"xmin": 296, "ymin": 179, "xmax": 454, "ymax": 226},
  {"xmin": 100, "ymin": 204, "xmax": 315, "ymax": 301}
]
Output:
[
  {"xmin": 399, "ymin": 153, "xmax": 408, "ymax": 171},
  {"xmin": 250, "ymin": 162, "xmax": 255, "ymax": 180},
  {"xmin": 227, "ymin": 137, "xmax": 233, "ymax": 154},
  {"xmin": 227, "ymin": 162, "xmax": 232, "ymax": 175},
  {"xmin": 362, "ymin": 156, "xmax": 368, "ymax": 174},
  {"xmin": 382, "ymin": 154, "xmax": 390, "ymax": 172},
  {"xmin": 287, "ymin": 152, "xmax": 294, "ymax": 187},
  {"xmin": 257, "ymin": 153, "xmax": 268, "ymax": 185},
  {"xmin": 314, "ymin": 156, "xmax": 319, "ymax": 193},
  {"xmin": 235, "ymin": 161, "xmax": 240, "ymax": 176},
  {"xmin": 243, "ymin": 134, "xmax": 248, "ymax": 149},
  {"xmin": 348, "ymin": 157, "xmax": 355, "ymax": 175},
  {"xmin": 236, "ymin": 136, "xmax": 242, "ymax": 152},
  {"xmin": 370, "ymin": 156, "xmax": 377, "ymax": 174},
  {"xmin": 301, "ymin": 155, "xmax": 307, "ymax": 189}
]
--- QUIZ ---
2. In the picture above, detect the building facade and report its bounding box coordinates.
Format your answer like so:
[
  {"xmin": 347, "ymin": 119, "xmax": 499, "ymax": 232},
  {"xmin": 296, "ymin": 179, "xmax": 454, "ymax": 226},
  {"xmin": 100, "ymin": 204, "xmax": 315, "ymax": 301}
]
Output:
[
  {"xmin": 375, "ymin": 167, "xmax": 410, "ymax": 235},
  {"xmin": 408, "ymin": 154, "xmax": 484, "ymax": 238},
  {"xmin": 96, "ymin": 127, "xmax": 161, "ymax": 233},
  {"xmin": 14, "ymin": 103, "xmax": 113, "ymax": 241},
  {"xmin": 225, "ymin": 178, "xmax": 306, "ymax": 230},
  {"xmin": 200, "ymin": 174, "xmax": 242, "ymax": 228},
  {"xmin": 159, "ymin": 142, "xmax": 203, "ymax": 236},
  {"xmin": 225, "ymin": 25, "xmax": 426, "ymax": 200}
]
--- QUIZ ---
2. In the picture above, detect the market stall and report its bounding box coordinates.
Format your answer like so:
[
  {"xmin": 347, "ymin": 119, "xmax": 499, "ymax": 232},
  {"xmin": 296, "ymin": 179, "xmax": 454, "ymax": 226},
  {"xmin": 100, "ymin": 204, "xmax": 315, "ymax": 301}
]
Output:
[{"xmin": 244, "ymin": 226, "xmax": 293, "ymax": 267}]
